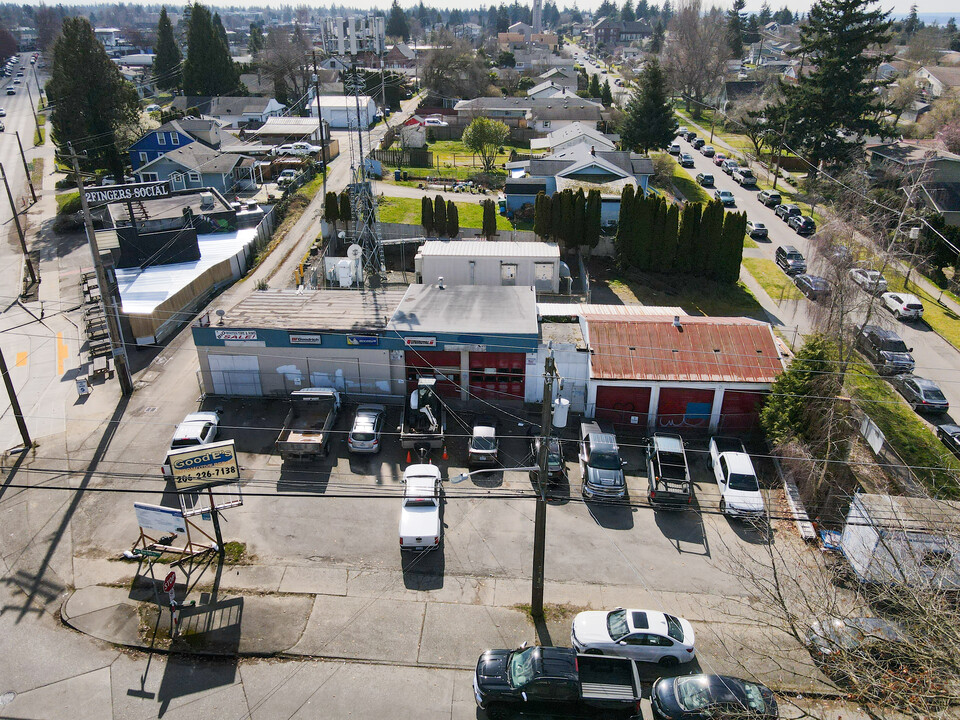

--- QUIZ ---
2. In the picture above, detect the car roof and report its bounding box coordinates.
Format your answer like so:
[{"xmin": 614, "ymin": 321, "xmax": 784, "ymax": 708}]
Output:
[
  {"xmin": 404, "ymin": 464, "xmax": 441, "ymax": 488},
  {"xmin": 939, "ymin": 423, "xmax": 960, "ymax": 435},
  {"xmin": 626, "ymin": 609, "xmax": 669, "ymax": 634},
  {"xmin": 780, "ymin": 244, "xmax": 800, "ymax": 253}
]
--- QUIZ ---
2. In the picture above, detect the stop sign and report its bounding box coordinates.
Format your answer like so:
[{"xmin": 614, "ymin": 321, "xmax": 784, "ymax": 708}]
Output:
[{"xmin": 163, "ymin": 571, "xmax": 176, "ymax": 593}]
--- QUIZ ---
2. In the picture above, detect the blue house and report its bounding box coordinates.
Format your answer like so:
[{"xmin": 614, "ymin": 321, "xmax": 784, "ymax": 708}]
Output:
[
  {"xmin": 135, "ymin": 143, "xmax": 256, "ymax": 196},
  {"xmin": 128, "ymin": 119, "xmax": 224, "ymax": 171}
]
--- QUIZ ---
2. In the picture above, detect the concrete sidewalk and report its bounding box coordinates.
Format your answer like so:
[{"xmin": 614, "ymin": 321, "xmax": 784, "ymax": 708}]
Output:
[{"xmin": 62, "ymin": 557, "xmax": 832, "ymax": 694}]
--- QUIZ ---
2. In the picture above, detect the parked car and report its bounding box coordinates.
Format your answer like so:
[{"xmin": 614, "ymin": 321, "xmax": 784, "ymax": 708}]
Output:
[
  {"xmin": 529, "ymin": 434, "xmax": 565, "ymax": 481},
  {"xmin": 144, "ymin": 103, "xmax": 161, "ymax": 113},
  {"xmin": 0, "ymin": 121, "xmax": 4, "ymax": 132},
  {"xmin": 0, "ymin": 107, "xmax": 8, "ymax": 116},
  {"xmin": 651, "ymin": 675, "xmax": 778, "ymax": 720},
  {"xmin": 709, "ymin": 437, "xmax": 764, "ymax": 519},
  {"xmin": 890, "ymin": 374, "xmax": 949, "ymax": 413},
  {"xmin": 423, "ymin": 116, "xmax": 448, "ymax": 126},
  {"xmin": 468, "ymin": 416, "xmax": 499, "ymax": 466},
  {"xmin": 579, "ymin": 422, "xmax": 626, "ymax": 500},
  {"xmin": 668, "ymin": 143, "xmax": 681, "ymax": 155},
  {"xmin": 745, "ymin": 220, "xmax": 768, "ymax": 239},
  {"xmin": 646, "ymin": 433, "xmax": 693, "ymax": 507},
  {"xmin": 757, "ymin": 189, "xmax": 782, "ymax": 207},
  {"xmin": 398, "ymin": 464, "xmax": 442, "ymax": 551},
  {"xmin": 695, "ymin": 172, "xmax": 714, "ymax": 187},
  {"xmin": 683, "ymin": 130, "xmax": 697, "ymax": 142},
  {"xmin": 936, "ymin": 424, "xmax": 960, "ymax": 459},
  {"xmin": 347, "ymin": 404, "xmax": 386, "ymax": 454},
  {"xmin": 794, "ymin": 274, "xmax": 831, "ymax": 301},
  {"xmin": 721, "ymin": 159, "xmax": 739, "ymax": 175},
  {"xmin": 712, "ymin": 152, "xmax": 728, "ymax": 166},
  {"xmin": 276, "ymin": 169, "xmax": 298, "ymax": 187},
  {"xmin": 881, "ymin": 291, "xmax": 924, "ymax": 321},
  {"xmin": 701, "ymin": 145, "xmax": 715, "ymax": 157},
  {"xmin": 789, "ymin": 215, "xmax": 817, "ymax": 236},
  {"xmin": 692, "ymin": 138, "xmax": 705, "ymax": 150},
  {"xmin": 571, "ymin": 607, "xmax": 696, "ymax": 665},
  {"xmin": 275, "ymin": 142, "xmax": 322, "ymax": 156},
  {"xmin": 775, "ymin": 203, "xmax": 802, "ymax": 221},
  {"xmin": 676, "ymin": 126, "xmax": 688, "ymax": 136},
  {"xmin": 679, "ymin": 153, "xmax": 695, "ymax": 168},
  {"xmin": 5, "ymin": 88, "xmax": 14, "ymax": 95},
  {"xmin": 856, "ymin": 325, "xmax": 915, "ymax": 375},
  {"xmin": 776, "ymin": 246, "xmax": 806, "ymax": 275},
  {"xmin": 161, "ymin": 410, "xmax": 222, "ymax": 477},
  {"xmin": 732, "ymin": 167, "xmax": 757, "ymax": 187},
  {"xmin": 714, "ymin": 189, "xmax": 736, "ymax": 207},
  {"xmin": 848, "ymin": 268, "xmax": 888, "ymax": 294}
]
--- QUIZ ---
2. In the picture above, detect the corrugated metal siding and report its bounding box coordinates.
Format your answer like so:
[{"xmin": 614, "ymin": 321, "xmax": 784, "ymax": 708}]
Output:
[
  {"xmin": 420, "ymin": 241, "xmax": 560, "ymax": 259},
  {"xmin": 586, "ymin": 317, "xmax": 783, "ymax": 383}
]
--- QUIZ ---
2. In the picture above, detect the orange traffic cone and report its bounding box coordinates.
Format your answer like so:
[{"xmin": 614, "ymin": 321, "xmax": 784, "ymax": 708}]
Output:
[
  {"xmin": 406, "ymin": 450, "xmax": 411, "ymax": 463},
  {"xmin": 442, "ymin": 446, "xmax": 448, "ymax": 461}
]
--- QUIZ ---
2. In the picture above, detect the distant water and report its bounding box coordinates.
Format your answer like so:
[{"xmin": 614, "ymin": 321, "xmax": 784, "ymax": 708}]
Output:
[{"xmin": 910, "ymin": 13, "xmax": 958, "ymax": 23}]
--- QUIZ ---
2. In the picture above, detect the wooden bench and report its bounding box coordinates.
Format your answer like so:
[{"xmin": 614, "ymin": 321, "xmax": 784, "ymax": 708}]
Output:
[{"xmin": 91, "ymin": 355, "xmax": 114, "ymax": 377}]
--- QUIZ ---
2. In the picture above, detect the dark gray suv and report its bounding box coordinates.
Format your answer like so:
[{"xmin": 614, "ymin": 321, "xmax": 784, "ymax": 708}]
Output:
[
  {"xmin": 856, "ymin": 325, "xmax": 915, "ymax": 375},
  {"xmin": 775, "ymin": 245, "xmax": 806, "ymax": 275}
]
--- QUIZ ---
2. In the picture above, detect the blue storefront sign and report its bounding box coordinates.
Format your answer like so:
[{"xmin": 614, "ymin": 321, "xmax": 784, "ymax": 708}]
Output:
[{"xmin": 347, "ymin": 335, "xmax": 379, "ymax": 346}]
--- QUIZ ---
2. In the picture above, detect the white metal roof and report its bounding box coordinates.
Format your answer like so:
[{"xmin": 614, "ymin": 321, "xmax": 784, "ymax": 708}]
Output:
[
  {"xmin": 116, "ymin": 227, "xmax": 257, "ymax": 314},
  {"xmin": 419, "ymin": 240, "xmax": 560, "ymax": 258},
  {"xmin": 537, "ymin": 303, "xmax": 688, "ymax": 317}
]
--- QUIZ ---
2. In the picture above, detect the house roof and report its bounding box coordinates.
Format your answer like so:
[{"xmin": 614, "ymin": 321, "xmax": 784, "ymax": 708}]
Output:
[
  {"xmin": 527, "ymin": 80, "xmax": 568, "ymax": 97},
  {"xmin": 390, "ymin": 42, "xmax": 416, "ymax": 59},
  {"xmin": 527, "ymin": 144, "xmax": 654, "ymax": 180},
  {"xmin": 154, "ymin": 118, "xmax": 221, "ymax": 137},
  {"xmin": 921, "ymin": 65, "xmax": 960, "ymax": 88},
  {"xmin": 545, "ymin": 122, "xmax": 616, "ymax": 150},
  {"xmin": 586, "ymin": 316, "xmax": 784, "ymax": 383},
  {"xmin": 454, "ymin": 96, "xmax": 603, "ymax": 112},
  {"xmin": 868, "ymin": 141, "xmax": 960, "ymax": 165},
  {"xmin": 217, "ymin": 288, "xmax": 406, "ymax": 331},
  {"xmin": 249, "ymin": 116, "xmax": 322, "ymax": 137},
  {"xmin": 170, "ymin": 96, "xmax": 281, "ymax": 116},
  {"xmin": 138, "ymin": 143, "xmax": 248, "ymax": 175},
  {"xmin": 855, "ymin": 493, "xmax": 960, "ymax": 535},
  {"xmin": 311, "ymin": 95, "xmax": 375, "ymax": 110},
  {"xmin": 923, "ymin": 182, "xmax": 960, "ymax": 214},
  {"xmin": 539, "ymin": 66, "xmax": 577, "ymax": 79}
]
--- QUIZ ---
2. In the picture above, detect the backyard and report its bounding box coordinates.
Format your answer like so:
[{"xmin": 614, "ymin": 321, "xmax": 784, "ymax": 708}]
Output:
[
  {"xmin": 378, "ymin": 138, "xmax": 527, "ymax": 186},
  {"xmin": 377, "ymin": 195, "xmax": 512, "ymax": 231}
]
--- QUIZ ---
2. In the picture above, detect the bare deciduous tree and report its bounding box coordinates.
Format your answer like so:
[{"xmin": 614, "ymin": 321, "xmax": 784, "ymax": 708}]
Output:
[{"xmin": 664, "ymin": 0, "xmax": 732, "ymax": 118}]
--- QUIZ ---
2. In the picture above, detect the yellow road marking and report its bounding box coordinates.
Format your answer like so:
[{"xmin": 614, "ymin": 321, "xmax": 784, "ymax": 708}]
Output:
[
  {"xmin": 57, "ymin": 332, "xmax": 69, "ymax": 375},
  {"xmin": 15, "ymin": 351, "xmax": 27, "ymax": 367}
]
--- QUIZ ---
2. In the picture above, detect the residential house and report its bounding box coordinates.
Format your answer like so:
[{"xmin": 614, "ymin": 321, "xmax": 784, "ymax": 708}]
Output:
[
  {"xmin": 538, "ymin": 66, "xmax": 579, "ymax": 90},
  {"xmin": 866, "ymin": 141, "xmax": 960, "ymax": 226},
  {"xmin": 590, "ymin": 17, "xmax": 651, "ymax": 47},
  {"xmin": 128, "ymin": 118, "xmax": 224, "ymax": 171},
  {"xmin": 247, "ymin": 117, "xmax": 327, "ymax": 146},
  {"xmin": 170, "ymin": 96, "xmax": 286, "ymax": 128},
  {"xmin": 527, "ymin": 81, "xmax": 574, "ymax": 99},
  {"xmin": 514, "ymin": 50, "xmax": 574, "ymax": 71},
  {"xmin": 309, "ymin": 94, "xmax": 377, "ymax": 128},
  {"xmin": 917, "ymin": 65, "xmax": 960, "ymax": 98},
  {"xmin": 499, "ymin": 31, "xmax": 558, "ymax": 52},
  {"xmin": 504, "ymin": 143, "xmax": 654, "ymax": 222},
  {"xmin": 529, "ymin": 122, "xmax": 617, "ymax": 155},
  {"xmin": 453, "ymin": 96, "xmax": 604, "ymax": 134},
  {"xmin": 508, "ymin": 21, "xmax": 533, "ymax": 39},
  {"xmin": 135, "ymin": 143, "xmax": 257, "ymax": 195},
  {"xmin": 384, "ymin": 42, "xmax": 417, "ymax": 70}
]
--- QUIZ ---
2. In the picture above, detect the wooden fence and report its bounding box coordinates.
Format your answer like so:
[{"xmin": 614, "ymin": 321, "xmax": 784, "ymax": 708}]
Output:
[{"xmin": 370, "ymin": 148, "xmax": 433, "ymax": 168}]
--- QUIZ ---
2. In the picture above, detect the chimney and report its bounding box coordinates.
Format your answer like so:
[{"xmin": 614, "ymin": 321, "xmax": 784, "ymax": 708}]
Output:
[{"xmin": 673, "ymin": 316, "xmax": 682, "ymax": 330}]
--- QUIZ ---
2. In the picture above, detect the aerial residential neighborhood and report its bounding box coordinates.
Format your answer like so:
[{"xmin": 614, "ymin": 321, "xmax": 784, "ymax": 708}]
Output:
[{"xmin": 2, "ymin": 1, "xmax": 960, "ymax": 719}]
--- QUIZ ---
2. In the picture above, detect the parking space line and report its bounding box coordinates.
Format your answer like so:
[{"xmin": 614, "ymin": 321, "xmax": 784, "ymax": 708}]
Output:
[
  {"xmin": 57, "ymin": 332, "xmax": 69, "ymax": 375},
  {"xmin": 15, "ymin": 351, "xmax": 27, "ymax": 367}
]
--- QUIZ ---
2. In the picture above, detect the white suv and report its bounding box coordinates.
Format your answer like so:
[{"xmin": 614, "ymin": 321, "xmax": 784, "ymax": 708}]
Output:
[{"xmin": 882, "ymin": 292, "xmax": 924, "ymax": 321}]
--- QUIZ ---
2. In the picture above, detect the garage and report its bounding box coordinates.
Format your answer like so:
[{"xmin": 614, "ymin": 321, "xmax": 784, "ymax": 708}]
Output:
[
  {"xmin": 595, "ymin": 385, "xmax": 650, "ymax": 426},
  {"xmin": 406, "ymin": 350, "xmax": 461, "ymax": 398},
  {"xmin": 718, "ymin": 391, "xmax": 767, "ymax": 432},
  {"xmin": 468, "ymin": 351, "xmax": 526, "ymax": 401},
  {"xmin": 656, "ymin": 388, "xmax": 715, "ymax": 430},
  {"xmin": 209, "ymin": 354, "xmax": 262, "ymax": 396}
]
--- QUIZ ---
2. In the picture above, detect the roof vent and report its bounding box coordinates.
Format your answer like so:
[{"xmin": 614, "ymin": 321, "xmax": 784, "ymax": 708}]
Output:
[
  {"xmin": 438, "ymin": 276, "xmax": 445, "ymax": 289},
  {"xmin": 673, "ymin": 316, "xmax": 683, "ymax": 331}
]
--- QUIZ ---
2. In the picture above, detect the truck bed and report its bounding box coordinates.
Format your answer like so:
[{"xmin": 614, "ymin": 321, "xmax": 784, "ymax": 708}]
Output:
[
  {"xmin": 711, "ymin": 436, "xmax": 747, "ymax": 455},
  {"xmin": 577, "ymin": 655, "xmax": 639, "ymax": 701}
]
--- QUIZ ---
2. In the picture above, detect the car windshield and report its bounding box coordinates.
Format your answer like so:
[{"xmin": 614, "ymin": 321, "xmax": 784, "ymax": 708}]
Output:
[
  {"xmin": 665, "ymin": 614, "xmax": 685, "ymax": 642},
  {"xmin": 676, "ymin": 676, "xmax": 728, "ymax": 710},
  {"xmin": 787, "ymin": 252, "xmax": 803, "ymax": 261},
  {"xmin": 590, "ymin": 449, "xmax": 622, "ymax": 470},
  {"xmin": 728, "ymin": 472, "xmax": 759, "ymax": 492},
  {"xmin": 472, "ymin": 436, "xmax": 497, "ymax": 451},
  {"xmin": 171, "ymin": 438, "xmax": 201, "ymax": 448},
  {"xmin": 547, "ymin": 438, "xmax": 562, "ymax": 463},
  {"xmin": 508, "ymin": 648, "xmax": 538, "ymax": 688},
  {"xmin": 880, "ymin": 339, "xmax": 909, "ymax": 353},
  {"xmin": 606, "ymin": 608, "xmax": 629, "ymax": 641},
  {"xmin": 753, "ymin": 223, "xmax": 765, "ymax": 229}
]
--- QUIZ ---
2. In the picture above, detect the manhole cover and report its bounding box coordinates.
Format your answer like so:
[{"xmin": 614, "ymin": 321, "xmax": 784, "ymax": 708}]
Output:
[{"xmin": 0, "ymin": 692, "xmax": 15, "ymax": 707}]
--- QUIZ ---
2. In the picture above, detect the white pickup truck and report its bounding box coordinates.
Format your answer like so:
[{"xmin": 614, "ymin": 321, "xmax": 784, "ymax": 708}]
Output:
[
  {"xmin": 708, "ymin": 437, "xmax": 765, "ymax": 519},
  {"xmin": 399, "ymin": 464, "xmax": 442, "ymax": 551}
]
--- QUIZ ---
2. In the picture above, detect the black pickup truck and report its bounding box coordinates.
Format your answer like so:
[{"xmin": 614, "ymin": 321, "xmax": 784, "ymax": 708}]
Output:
[
  {"xmin": 646, "ymin": 433, "xmax": 693, "ymax": 508},
  {"xmin": 473, "ymin": 645, "xmax": 642, "ymax": 719}
]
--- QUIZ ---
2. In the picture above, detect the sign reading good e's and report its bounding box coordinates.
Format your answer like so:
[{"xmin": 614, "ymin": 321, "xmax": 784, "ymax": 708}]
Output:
[{"xmin": 167, "ymin": 440, "xmax": 239, "ymax": 490}]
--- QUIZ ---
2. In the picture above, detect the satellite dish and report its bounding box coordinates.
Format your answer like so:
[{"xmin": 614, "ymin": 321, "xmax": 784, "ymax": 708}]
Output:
[
  {"xmin": 347, "ymin": 244, "xmax": 363, "ymax": 260},
  {"xmin": 215, "ymin": 309, "xmax": 226, "ymax": 317}
]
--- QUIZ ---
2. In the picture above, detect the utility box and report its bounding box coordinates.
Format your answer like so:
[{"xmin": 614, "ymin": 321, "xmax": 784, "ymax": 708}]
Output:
[{"xmin": 415, "ymin": 240, "xmax": 563, "ymax": 294}]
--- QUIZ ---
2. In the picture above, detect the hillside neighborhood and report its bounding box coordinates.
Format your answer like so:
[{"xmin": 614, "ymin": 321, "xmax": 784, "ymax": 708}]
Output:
[{"xmin": 2, "ymin": 1, "xmax": 960, "ymax": 719}]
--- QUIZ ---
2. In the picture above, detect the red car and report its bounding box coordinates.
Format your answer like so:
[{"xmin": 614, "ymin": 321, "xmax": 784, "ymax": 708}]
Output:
[{"xmin": 712, "ymin": 152, "xmax": 727, "ymax": 166}]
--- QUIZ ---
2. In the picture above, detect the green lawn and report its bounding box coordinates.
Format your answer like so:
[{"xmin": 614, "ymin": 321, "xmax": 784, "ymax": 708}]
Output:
[
  {"xmin": 426, "ymin": 139, "xmax": 527, "ymax": 170},
  {"xmin": 668, "ymin": 161, "xmax": 712, "ymax": 204},
  {"xmin": 743, "ymin": 235, "xmax": 759, "ymax": 248},
  {"xmin": 887, "ymin": 271, "xmax": 960, "ymax": 352},
  {"xmin": 847, "ymin": 359, "xmax": 960, "ymax": 498},
  {"xmin": 742, "ymin": 257, "xmax": 802, "ymax": 302},
  {"xmin": 606, "ymin": 273, "xmax": 767, "ymax": 319},
  {"xmin": 56, "ymin": 190, "xmax": 79, "ymax": 214},
  {"xmin": 378, "ymin": 195, "xmax": 511, "ymax": 231}
]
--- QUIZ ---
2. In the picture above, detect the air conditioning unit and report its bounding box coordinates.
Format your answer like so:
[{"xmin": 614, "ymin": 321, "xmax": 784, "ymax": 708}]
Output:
[{"xmin": 200, "ymin": 192, "xmax": 215, "ymax": 209}]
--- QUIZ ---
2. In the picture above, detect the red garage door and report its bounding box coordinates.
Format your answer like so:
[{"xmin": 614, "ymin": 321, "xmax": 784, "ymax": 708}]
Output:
[
  {"xmin": 469, "ymin": 352, "xmax": 525, "ymax": 402},
  {"xmin": 719, "ymin": 391, "xmax": 767, "ymax": 432},
  {"xmin": 656, "ymin": 388, "xmax": 715, "ymax": 430},
  {"xmin": 595, "ymin": 385, "xmax": 651, "ymax": 427},
  {"xmin": 406, "ymin": 351, "xmax": 461, "ymax": 398}
]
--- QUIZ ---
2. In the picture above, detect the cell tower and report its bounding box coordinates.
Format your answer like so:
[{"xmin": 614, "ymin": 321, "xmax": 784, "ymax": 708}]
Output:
[
  {"xmin": 532, "ymin": 0, "xmax": 543, "ymax": 34},
  {"xmin": 344, "ymin": 70, "xmax": 386, "ymax": 287}
]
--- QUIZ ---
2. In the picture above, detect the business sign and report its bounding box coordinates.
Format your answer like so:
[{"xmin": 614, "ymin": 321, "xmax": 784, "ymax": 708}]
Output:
[
  {"xmin": 404, "ymin": 336, "xmax": 437, "ymax": 348},
  {"xmin": 289, "ymin": 333, "xmax": 323, "ymax": 345},
  {"xmin": 215, "ymin": 329, "xmax": 258, "ymax": 341},
  {"xmin": 167, "ymin": 440, "xmax": 240, "ymax": 490},
  {"xmin": 444, "ymin": 344, "xmax": 486, "ymax": 352},
  {"xmin": 347, "ymin": 335, "xmax": 379, "ymax": 346},
  {"xmin": 134, "ymin": 502, "xmax": 187, "ymax": 534},
  {"xmin": 84, "ymin": 181, "xmax": 171, "ymax": 206}
]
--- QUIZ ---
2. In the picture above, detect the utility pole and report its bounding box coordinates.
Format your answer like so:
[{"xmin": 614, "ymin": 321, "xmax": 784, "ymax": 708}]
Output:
[
  {"xmin": 66, "ymin": 143, "xmax": 134, "ymax": 396},
  {"xmin": 531, "ymin": 351, "xmax": 557, "ymax": 619},
  {"xmin": 772, "ymin": 114, "xmax": 788, "ymax": 192},
  {"xmin": 311, "ymin": 51, "xmax": 328, "ymax": 198},
  {"xmin": 0, "ymin": 162, "xmax": 36, "ymax": 285},
  {"xmin": 25, "ymin": 85, "xmax": 41, "ymax": 140},
  {"xmin": 379, "ymin": 49, "xmax": 389, "ymax": 130},
  {"xmin": 0, "ymin": 344, "xmax": 31, "ymax": 449},
  {"xmin": 15, "ymin": 131, "xmax": 37, "ymax": 203}
]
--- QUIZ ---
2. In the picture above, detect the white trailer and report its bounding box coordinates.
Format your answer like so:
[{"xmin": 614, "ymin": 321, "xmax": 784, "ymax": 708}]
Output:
[{"xmin": 840, "ymin": 493, "xmax": 960, "ymax": 589}]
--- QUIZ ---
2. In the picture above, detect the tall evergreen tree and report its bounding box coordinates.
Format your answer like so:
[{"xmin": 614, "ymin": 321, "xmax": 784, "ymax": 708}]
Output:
[
  {"xmin": 212, "ymin": 11, "xmax": 228, "ymax": 47},
  {"xmin": 646, "ymin": 197, "xmax": 667, "ymax": 271},
  {"xmin": 446, "ymin": 201, "xmax": 459, "ymax": 238},
  {"xmin": 387, "ymin": 0, "xmax": 410, "ymax": 41},
  {"xmin": 650, "ymin": 21, "xmax": 665, "ymax": 53},
  {"xmin": 572, "ymin": 189, "xmax": 586, "ymax": 248},
  {"xmin": 434, "ymin": 195, "xmax": 447, "ymax": 236},
  {"xmin": 324, "ymin": 191, "xmax": 340, "ymax": 236},
  {"xmin": 621, "ymin": 58, "xmax": 674, "ymax": 153},
  {"xmin": 634, "ymin": 192, "xmax": 653, "ymax": 268},
  {"xmin": 421, "ymin": 195, "xmax": 434, "ymax": 235},
  {"xmin": 550, "ymin": 191, "xmax": 563, "ymax": 241},
  {"xmin": 339, "ymin": 192, "xmax": 352, "ymax": 231},
  {"xmin": 482, "ymin": 199, "xmax": 498, "ymax": 239},
  {"xmin": 768, "ymin": 0, "xmax": 891, "ymax": 170},
  {"xmin": 47, "ymin": 17, "xmax": 140, "ymax": 179},
  {"xmin": 616, "ymin": 186, "xmax": 636, "ymax": 262},
  {"xmin": 534, "ymin": 192, "xmax": 553, "ymax": 239},
  {"xmin": 154, "ymin": 7, "xmax": 182, "ymax": 90},
  {"xmin": 182, "ymin": 3, "xmax": 239, "ymax": 96},
  {"xmin": 622, "ymin": 0, "xmax": 636, "ymax": 22},
  {"xmin": 726, "ymin": 0, "xmax": 746, "ymax": 58},
  {"xmin": 675, "ymin": 202, "xmax": 700, "ymax": 274},
  {"xmin": 588, "ymin": 73, "xmax": 601, "ymax": 98},
  {"xmin": 559, "ymin": 190, "xmax": 576, "ymax": 249},
  {"xmin": 601, "ymin": 79, "xmax": 614, "ymax": 106},
  {"xmin": 585, "ymin": 189, "xmax": 602, "ymax": 249},
  {"xmin": 659, "ymin": 203, "xmax": 680, "ymax": 271},
  {"xmin": 717, "ymin": 211, "xmax": 747, "ymax": 283},
  {"xmin": 636, "ymin": 0, "xmax": 650, "ymax": 19}
]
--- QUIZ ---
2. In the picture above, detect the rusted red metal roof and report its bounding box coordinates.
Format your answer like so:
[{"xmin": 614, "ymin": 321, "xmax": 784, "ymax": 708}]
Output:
[{"xmin": 586, "ymin": 315, "xmax": 785, "ymax": 383}]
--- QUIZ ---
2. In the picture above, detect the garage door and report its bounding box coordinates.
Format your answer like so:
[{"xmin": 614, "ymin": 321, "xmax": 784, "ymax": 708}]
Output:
[
  {"xmin": 656, "ymin": 388, "xmax": 714, "ymax": 430},
  {"xmin": 595, "ymin": 385, "xmax": 650, "ymax": 427},
  {"xmin": 469, "ymin": 352, "xmax": 525, "ymax": 402},
  {"xmin": 209, "ymin": 354, "xmax": 262, "ymax": 396},
  {"xmin": 406, "ymin": 351, "xmax": 461, "ymax": 398},
  {"xmin": 718, "ymin": 391, "xmax": 767, "ymax": 432}
]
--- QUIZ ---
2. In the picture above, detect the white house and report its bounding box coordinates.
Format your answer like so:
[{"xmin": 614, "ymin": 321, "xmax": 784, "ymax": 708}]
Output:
[
  {"xmin": 310, "ymin": 95, "xmax": 377, "ymax": 129},
  {"xmin": 917, "ymin": 65, "xmax": 960, "ymax": 98},
  {"xmin": 529, "ymin": 122, "xmax": 617, "ymax": 154}
]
